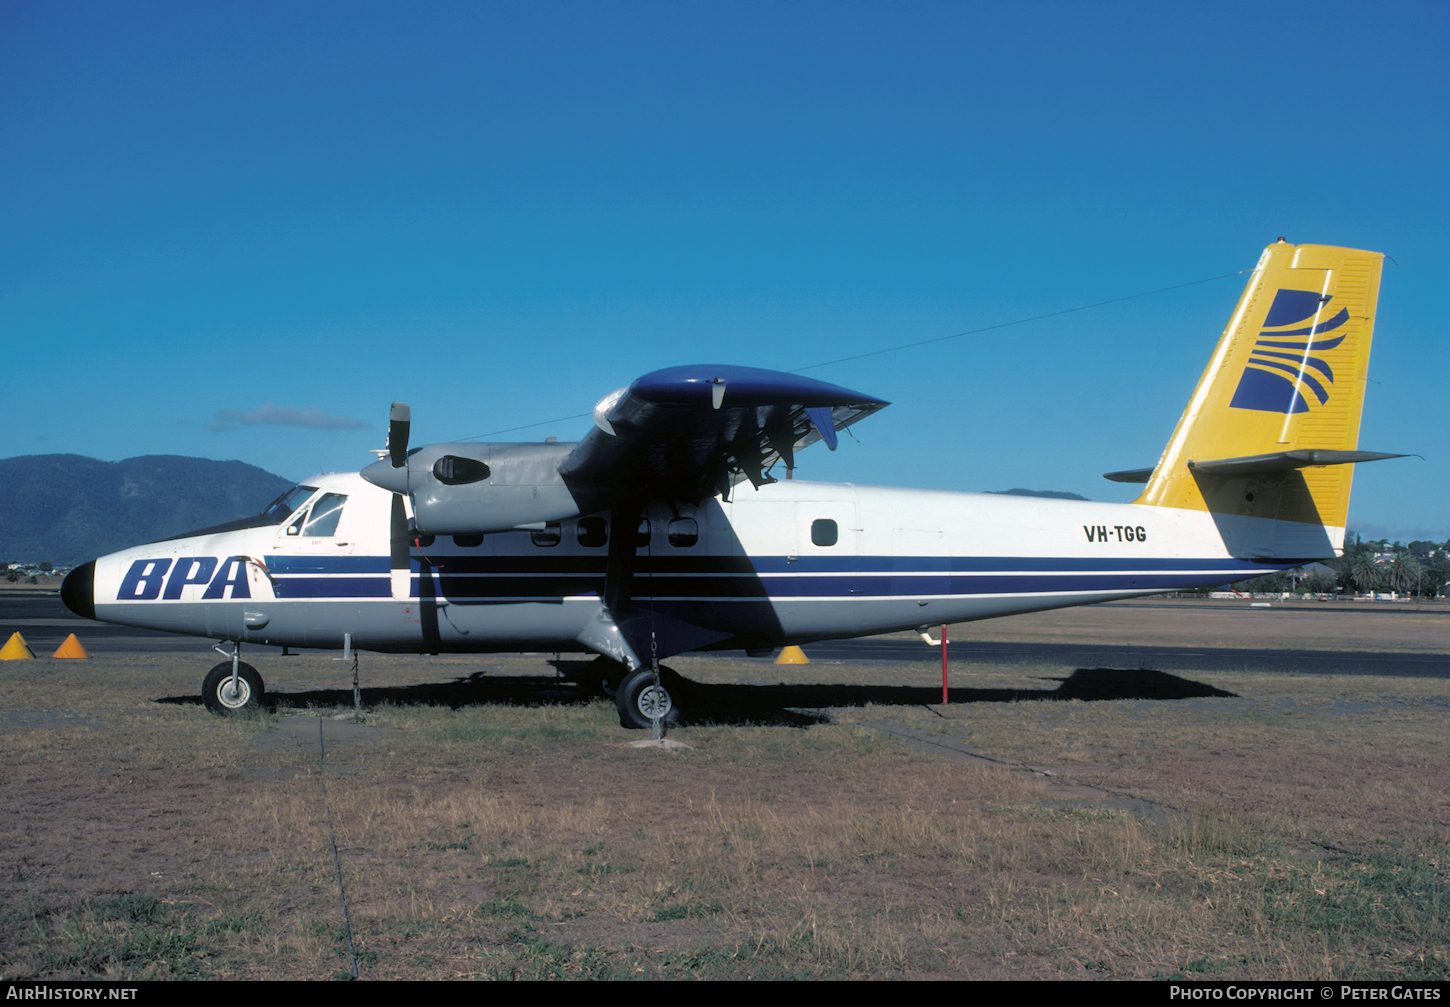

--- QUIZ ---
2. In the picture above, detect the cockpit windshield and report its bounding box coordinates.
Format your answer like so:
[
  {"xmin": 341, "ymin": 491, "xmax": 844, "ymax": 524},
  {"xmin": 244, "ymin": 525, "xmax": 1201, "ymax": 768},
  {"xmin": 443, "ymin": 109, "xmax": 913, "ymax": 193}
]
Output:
[
  {"xmin": 260, "ymin": 484, "xmax": 319, "ymax": 525},
  {"xmin": 156, "ymin": 483, "xmax": 323, "ymax": 543},
  {"xmin": 286, "ymin": 493, "xmax": 347, "ymax": 537}
]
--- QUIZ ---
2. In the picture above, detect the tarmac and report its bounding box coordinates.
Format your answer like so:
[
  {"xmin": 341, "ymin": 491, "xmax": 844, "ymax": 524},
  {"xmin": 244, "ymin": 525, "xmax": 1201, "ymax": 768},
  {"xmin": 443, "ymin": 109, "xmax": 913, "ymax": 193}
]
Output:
[{"xmin": 4, "ymin": 592, "xmax": 1447, "ymax": 679}]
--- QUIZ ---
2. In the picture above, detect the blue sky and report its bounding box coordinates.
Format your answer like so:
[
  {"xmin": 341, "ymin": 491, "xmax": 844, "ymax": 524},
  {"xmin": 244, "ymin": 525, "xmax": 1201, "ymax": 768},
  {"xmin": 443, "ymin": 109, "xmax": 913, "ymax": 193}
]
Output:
[{"xmin": 4, "ymin": 0, "xmax": 1445, "ymax": 542}]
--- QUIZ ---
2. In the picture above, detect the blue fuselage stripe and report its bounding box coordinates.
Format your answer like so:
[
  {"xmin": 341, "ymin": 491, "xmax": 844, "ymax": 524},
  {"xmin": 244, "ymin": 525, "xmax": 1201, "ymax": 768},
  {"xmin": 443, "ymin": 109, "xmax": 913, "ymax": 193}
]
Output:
[{"xmin": 260, "ymin": 553, "xmax": 1283, "ymax": 601}]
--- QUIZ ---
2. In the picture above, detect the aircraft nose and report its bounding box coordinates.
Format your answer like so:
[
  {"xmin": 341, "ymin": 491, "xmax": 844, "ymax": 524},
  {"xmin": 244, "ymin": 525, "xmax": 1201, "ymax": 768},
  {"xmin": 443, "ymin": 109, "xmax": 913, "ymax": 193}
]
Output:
[{"xmin": 61, "ymin": 561, "xmax": 96, "ymax": 621}]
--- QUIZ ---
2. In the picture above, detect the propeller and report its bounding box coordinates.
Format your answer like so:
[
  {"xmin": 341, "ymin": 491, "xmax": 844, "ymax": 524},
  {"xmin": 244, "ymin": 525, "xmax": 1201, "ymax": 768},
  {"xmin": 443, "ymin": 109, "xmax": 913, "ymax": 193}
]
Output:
[
  {"xmin": 388, "ymin": 402, "xmax": 411, "ymax": 468},
  {"xmin": 386, "ymin": 402, "xmax": 412, "ymax": 600}
]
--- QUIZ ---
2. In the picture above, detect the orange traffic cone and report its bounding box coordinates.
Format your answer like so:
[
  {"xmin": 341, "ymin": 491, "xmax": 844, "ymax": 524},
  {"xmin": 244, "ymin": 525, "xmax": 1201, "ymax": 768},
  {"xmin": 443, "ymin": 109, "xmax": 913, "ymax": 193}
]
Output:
[
  {"xmin": 52, "ymin": 634, "xmax": 90, "ymax": 659},
  {"xmin": 1, "ymin": 632, "xmax": 36, "ymax": 660},
  {"xmin": 775, "ymin": 645, "xmax": 810, "ymax": 665}
]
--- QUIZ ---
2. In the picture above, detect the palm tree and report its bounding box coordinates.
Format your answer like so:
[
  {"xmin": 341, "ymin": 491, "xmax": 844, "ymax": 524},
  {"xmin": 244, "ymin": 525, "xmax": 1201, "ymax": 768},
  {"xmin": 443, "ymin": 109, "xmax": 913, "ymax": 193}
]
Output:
[
  {"xmin": 1388, "ymin": 552, "xmax": 1423, "ymax": 597},
  {"xmin": 1351, "ymin": 551, "xmax": 1382, "ymax": 595}
]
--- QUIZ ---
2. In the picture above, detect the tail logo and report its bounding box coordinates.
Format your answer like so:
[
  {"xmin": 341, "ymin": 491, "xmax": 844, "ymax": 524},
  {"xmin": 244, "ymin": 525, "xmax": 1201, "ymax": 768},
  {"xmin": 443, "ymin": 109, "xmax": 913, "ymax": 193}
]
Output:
[{"xmin": 1229, "ymin": 288, "xmax": 1350, "ymax": 414}]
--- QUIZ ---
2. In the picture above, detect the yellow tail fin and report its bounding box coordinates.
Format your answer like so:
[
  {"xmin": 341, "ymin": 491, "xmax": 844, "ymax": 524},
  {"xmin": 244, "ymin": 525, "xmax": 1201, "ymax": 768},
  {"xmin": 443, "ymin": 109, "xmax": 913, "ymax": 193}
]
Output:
[{"xmin": 1136, "ymin": 241, "xmax": 1384, "ymax": 551}]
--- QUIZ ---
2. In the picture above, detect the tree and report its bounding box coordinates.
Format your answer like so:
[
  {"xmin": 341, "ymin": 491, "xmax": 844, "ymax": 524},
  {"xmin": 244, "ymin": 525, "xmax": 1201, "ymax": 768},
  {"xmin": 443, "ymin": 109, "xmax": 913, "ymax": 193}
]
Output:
[
  {"xmin": 1423, "ymin": 565, "xmax": 1448, "ymax": 600},
  {"xmin": 1243, "ymin": 570, "xmax": 1290, "ymax": 594},
  {"xmin": 1388, "ymin": 552, "xmax": 1424, "ymax": 596},
  {"xmin": 1350, "ymin": 551, "xmax": 1382, "ymax": 594}
]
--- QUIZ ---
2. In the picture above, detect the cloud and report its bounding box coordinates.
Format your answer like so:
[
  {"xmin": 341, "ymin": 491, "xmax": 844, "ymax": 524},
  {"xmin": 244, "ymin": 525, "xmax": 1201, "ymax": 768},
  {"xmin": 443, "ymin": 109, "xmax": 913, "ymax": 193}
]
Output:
[{"xmin": 207, "ymin": 402, "xmax": 371, "ymax": 433}]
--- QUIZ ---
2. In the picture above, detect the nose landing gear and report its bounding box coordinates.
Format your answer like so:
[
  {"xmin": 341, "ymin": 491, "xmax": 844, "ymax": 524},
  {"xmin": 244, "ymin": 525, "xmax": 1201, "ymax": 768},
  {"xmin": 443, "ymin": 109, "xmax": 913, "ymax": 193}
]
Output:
[
  {"xmin": 202, "ymin": 641, "xmax": 264, "ymax": 715},
  {"xmin": 202, "ymin": 659, "xmax": 264, "ymax": 714}
]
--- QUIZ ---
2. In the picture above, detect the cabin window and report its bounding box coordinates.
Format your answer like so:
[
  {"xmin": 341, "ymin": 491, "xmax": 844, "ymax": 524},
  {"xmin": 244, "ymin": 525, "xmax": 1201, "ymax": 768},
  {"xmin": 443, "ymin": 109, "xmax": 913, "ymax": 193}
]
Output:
[
  {"xmin": 635, "ymin": 519, "xmax": 651, "ymax": 547},
  {"xmin": 577, "ymin": 517, "xmax": 607, "ymax": 548},
  {"xmin": 531, "ymin": 524, "xmax": 561, "ymax": 547},
  {"xmin": 810, "ymin": 518, "xmax": 838, "ymax": 547},
  {"xmin": 453, "ymin": 534, "xmax": 483, "ymax": 548},
  {"xmin": 667, "ymin": 517, "xmax": 698, "ymax": 548}
]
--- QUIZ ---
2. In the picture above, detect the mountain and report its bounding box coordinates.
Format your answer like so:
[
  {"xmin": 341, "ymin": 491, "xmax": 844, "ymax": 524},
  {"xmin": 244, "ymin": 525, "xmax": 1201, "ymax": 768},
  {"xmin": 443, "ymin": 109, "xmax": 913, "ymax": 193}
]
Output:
[{"xmin": 0, "ymin": 455, "xmax": 295, "ymax": 567}]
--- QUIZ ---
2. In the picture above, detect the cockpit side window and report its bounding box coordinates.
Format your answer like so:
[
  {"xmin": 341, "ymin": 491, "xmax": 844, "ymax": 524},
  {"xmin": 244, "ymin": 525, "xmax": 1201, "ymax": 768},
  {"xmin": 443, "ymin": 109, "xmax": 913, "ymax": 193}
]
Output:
[
  {"xmin": 286, "ymin": 493, "xmax": 347, "ymax": 537},
  {"xmin": 301, "ymin": 494, "xmax": 347, "ymax": 537}
]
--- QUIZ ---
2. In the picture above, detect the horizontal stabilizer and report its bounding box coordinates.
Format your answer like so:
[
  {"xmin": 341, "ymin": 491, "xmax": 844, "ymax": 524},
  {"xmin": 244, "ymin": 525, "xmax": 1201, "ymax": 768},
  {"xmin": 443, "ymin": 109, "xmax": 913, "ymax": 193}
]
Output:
[
  {"xmin": 1187, "ymin": 450, "xmax": 1406, "ymax": 477},
  {"xmin": 1106, "ymin": 450, "xmax": 1405, "ymax": 484}
]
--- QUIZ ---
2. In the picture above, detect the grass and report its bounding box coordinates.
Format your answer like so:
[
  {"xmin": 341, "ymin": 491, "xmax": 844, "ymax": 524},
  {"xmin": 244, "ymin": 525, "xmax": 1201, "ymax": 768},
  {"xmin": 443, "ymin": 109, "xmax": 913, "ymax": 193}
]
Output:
[
  {"xmin": 12, "ymin": 893, "xmax": 216, "ymax": 979},
  {"xmin": 1, "ymin": 607, "xmax": 1448, "ymax": 979}
]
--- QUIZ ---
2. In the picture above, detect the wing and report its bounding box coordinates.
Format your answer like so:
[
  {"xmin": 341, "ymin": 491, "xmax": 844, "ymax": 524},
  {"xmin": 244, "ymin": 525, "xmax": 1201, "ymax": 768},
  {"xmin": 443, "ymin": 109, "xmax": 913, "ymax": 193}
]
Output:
[
  {"xmin": 358, "ymin": 364, "xmax": 888, "ymax": 669},
  {"xmin": 560, "ymin": 364, "xmax": 889, "ymax": 504},
  {"xmin": 361, "ymin": 364, "xmax": 888, "ymax": 534}
]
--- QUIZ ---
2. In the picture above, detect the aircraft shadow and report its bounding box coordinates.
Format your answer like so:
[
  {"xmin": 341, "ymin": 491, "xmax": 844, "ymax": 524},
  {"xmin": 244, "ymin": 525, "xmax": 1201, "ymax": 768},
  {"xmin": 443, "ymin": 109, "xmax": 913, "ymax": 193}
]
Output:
[
  {"xmin": 158, "ymin": 665, "xmax": 1236, "ymax": 727},
  {"xmin": 666, "ymin": 667, "xmax": 1236, "ymax": 726}
]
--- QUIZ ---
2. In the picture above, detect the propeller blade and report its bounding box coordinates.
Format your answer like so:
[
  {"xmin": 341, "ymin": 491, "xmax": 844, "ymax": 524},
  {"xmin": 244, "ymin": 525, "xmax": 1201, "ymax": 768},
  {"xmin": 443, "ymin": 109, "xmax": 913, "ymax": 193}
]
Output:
[
  {"xmin": 388, "ymin": 402, "xmax": 411, "ymax": 468},
  {"xmin": 389, "ymin": 493, "xmax": 410, "ymax": 600},
  {"xmin": 387, "ymin": 401, "xmax": 413, "ymax": 600}
]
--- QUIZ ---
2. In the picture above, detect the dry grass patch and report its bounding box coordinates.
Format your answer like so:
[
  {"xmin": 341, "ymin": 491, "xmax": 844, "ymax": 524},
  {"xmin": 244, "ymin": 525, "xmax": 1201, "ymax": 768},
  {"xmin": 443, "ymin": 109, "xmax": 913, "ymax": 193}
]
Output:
[{"xmin": 2, "ymin": 639, "xmax": 1448, "ymax": 979}]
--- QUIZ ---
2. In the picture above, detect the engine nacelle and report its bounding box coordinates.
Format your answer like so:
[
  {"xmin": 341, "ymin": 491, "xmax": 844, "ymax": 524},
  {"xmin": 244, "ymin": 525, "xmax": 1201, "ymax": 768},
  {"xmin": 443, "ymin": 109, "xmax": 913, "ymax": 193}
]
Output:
[{"xmin": 362, "ymin": 442, "xmax": 604, "ymax": 535}]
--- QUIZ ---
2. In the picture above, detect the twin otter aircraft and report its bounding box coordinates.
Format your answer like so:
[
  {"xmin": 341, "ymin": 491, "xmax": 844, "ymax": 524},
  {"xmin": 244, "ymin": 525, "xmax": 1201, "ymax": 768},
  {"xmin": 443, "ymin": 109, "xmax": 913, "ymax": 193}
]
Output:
[{"xmin": 63, "ymin": 242, "xmax": 1400, "ymax": 728}]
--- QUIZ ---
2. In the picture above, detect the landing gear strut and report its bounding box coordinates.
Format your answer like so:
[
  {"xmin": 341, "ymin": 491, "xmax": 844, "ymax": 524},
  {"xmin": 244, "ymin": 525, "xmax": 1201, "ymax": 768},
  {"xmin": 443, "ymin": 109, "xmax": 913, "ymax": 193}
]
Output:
[{"xmin": 202, "ymin": 642, "xmax": 264, "ymax": 715}]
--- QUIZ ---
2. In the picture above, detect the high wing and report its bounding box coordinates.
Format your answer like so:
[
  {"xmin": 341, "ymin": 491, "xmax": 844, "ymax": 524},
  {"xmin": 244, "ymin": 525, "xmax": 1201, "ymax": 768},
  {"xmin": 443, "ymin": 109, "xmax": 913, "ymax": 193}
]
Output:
[
  {"xmin": 561, "ymin": 364, "xmax": 890, "ymax": 503},
  {"xmin": 361, "ymin": 364, "xmax": 889, "ymax": 535}
]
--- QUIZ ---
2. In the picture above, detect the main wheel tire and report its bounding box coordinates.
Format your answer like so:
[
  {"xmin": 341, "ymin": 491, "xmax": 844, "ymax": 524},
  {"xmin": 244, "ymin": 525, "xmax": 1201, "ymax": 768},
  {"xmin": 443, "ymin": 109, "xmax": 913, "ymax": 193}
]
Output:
[
  {"xmin": 202, "ymin": 660, "xmax": 264, "ymax": 715},
  {"xmin": 616, "ymin": 666, "xmax": 683, "ymax": 730}
]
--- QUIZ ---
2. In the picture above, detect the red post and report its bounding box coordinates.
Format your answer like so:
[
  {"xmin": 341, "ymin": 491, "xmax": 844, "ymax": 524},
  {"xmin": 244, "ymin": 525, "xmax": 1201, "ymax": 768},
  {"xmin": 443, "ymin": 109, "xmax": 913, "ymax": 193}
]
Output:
[{"xmin": 940, "ymin": 624, "xmax": 948, "ymax": 704}]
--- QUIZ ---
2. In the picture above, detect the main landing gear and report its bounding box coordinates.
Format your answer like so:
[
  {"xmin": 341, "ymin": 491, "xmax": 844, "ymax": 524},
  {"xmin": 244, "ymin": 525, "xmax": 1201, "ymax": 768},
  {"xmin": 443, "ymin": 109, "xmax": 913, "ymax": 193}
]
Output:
[
  {"xmin": 202, "ymin": 643, "xmax": 265, "ymax": 715},
  {"xmin": 614, "ymin": 664, "xmax": 684, "ymax": 730},
  {"xmin": 571, "ymin": 656, "xmax": 685, "ymax": 729}
]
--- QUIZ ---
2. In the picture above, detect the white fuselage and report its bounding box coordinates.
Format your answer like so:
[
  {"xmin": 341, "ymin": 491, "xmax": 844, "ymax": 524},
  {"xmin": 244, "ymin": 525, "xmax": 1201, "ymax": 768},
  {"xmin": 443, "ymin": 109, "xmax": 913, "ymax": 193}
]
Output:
[{"xmin": 86, "ymin": 473, "xmax": 1293, "ymax": 657}]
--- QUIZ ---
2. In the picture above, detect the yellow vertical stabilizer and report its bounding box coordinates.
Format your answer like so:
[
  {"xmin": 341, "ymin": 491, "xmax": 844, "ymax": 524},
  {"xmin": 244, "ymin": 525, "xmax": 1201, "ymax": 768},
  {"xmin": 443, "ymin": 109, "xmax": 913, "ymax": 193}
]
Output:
[{"xmin": 1136, "ymin": 241, "xmax": 1383, "ymax": 541}]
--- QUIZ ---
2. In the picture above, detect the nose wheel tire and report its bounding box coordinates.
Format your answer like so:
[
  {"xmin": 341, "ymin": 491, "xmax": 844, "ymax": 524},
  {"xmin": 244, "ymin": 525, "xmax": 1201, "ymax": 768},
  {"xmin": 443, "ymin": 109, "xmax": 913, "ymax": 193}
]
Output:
[
  {"xmin": 616, "ymin": 666, "xmax": 683, "ymax": 730},
  {"xmin": 202, "ymin": 661, "xmax": 264, "ymax": 715}
]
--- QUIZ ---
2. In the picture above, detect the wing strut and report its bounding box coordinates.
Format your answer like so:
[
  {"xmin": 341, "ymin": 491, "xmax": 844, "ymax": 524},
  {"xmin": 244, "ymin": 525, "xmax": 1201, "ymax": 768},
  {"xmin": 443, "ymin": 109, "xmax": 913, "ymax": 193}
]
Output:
[
  {"xmin": 604, "ymin": 501, "xmax": 643, "ymax": 619},
  {"xmin": 574, "ymin": 501, "xmax": 647, "ymax": 670},
  {"xmin": 576, "ymin": 503, "xmax": 732, "ymax": 669}
]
